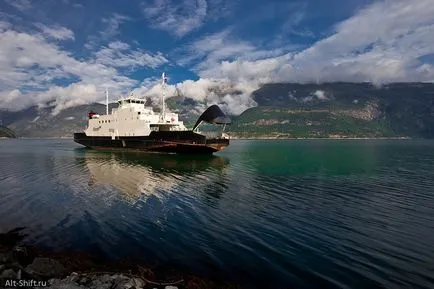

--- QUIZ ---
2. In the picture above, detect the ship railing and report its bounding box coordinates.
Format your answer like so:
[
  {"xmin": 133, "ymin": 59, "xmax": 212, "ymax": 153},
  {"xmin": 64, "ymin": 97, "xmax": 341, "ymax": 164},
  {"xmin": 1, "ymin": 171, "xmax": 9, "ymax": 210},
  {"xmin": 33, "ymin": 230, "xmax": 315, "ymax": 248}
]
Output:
[{"xmin": 200, "ymin": 131, "xmax": 229, "ymax": 139}]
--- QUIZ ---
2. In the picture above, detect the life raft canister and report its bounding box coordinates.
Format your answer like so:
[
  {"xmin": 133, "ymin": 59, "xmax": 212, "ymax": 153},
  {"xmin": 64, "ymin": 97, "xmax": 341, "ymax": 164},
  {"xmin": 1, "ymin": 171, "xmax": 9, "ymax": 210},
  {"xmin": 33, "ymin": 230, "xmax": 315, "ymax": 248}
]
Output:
[{"xmin": 88, "ymin": 111, "xmax": 97, "ymax": 119}]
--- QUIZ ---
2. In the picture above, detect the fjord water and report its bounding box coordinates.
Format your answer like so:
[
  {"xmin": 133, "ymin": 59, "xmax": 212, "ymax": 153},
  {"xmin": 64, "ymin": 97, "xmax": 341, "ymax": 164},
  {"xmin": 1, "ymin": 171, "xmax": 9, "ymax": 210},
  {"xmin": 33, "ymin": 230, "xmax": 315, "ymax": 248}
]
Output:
[{"xmin": 1, "ymin": 139, "xmax": 434, "ymax": 289}]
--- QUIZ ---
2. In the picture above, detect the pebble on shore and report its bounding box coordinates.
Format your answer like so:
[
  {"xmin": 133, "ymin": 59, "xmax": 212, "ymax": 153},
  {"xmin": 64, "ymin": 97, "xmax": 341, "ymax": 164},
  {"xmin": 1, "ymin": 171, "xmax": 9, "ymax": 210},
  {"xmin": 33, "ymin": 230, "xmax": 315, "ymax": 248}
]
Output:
[{"xmin": 1, "ymin": 228, "xmax": 241, "ymax": 289}]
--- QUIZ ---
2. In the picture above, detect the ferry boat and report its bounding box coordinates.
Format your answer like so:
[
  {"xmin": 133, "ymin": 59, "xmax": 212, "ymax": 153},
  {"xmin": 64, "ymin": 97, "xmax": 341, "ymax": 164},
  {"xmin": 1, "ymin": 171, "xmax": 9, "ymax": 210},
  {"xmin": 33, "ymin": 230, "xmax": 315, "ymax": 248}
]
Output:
[{"xmin": 73, "ymin": 73, "xmax": 230, "ymax": 154}]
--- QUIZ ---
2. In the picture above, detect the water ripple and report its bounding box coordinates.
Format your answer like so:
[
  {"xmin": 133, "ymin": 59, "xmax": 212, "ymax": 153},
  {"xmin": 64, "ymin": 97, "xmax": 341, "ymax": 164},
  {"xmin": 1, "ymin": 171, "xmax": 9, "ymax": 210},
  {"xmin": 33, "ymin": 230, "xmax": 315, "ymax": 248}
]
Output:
[{"xmin": 1, "ymin": 139, "xmax": 434, "ymax": 289}]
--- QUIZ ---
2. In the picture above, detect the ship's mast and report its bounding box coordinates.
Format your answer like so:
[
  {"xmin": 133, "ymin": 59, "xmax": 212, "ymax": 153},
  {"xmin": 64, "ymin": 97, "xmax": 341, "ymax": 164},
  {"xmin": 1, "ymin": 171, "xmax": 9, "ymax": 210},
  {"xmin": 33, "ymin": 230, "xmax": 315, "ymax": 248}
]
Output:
[
  {"xmin": 105, "ymin": 89, "xmax": 109, "ymax": 115},
  {"xmin": 161, "ymin": 72, "xmax": 167, "ymax": 123}
]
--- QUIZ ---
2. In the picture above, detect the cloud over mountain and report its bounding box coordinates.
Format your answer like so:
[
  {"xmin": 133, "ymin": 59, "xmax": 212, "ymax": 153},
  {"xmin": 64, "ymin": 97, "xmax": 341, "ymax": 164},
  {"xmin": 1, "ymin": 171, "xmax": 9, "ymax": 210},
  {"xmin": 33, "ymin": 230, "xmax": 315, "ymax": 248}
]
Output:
[{"xmin": 0, "ymin": 0, "xmax": 433, "ymax": 115}]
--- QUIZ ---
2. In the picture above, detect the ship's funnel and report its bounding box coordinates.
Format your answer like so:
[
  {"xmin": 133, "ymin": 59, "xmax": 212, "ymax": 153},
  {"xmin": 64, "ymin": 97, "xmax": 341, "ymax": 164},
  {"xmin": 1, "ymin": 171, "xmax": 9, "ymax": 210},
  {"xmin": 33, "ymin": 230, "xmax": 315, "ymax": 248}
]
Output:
[{"xmin": 193, "ymin": 105, "xmax": 231, "ymax": 131}]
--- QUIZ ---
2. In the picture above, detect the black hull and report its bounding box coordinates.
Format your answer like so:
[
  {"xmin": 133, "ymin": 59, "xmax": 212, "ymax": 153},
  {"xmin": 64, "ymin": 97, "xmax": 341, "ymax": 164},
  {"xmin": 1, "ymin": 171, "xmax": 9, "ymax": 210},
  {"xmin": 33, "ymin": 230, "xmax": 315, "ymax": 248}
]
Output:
[{"xmin": 73, "ymin": 131, "xmax": 229, "ymax": 154}]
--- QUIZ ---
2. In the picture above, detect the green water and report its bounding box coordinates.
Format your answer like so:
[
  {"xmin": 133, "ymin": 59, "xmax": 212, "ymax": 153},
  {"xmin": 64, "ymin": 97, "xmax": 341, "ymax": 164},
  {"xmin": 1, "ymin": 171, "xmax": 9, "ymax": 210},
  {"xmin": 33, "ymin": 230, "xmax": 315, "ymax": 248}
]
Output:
[{"xmin": 0, "ymin": 139, "xmax": 434, "ymax": 289}]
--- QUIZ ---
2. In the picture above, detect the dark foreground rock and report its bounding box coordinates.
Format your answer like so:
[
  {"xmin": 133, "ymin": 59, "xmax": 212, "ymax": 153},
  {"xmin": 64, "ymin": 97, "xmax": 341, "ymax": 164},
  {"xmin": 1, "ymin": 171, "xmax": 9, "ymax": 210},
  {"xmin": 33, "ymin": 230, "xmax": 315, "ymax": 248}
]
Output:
[
  {"xmin": 0, "ymin": 228, "xmax": 243, "ymax": 289},
  {"xmin": 26, "ymin": 258, "xmax": 67, "ymax": 279}
]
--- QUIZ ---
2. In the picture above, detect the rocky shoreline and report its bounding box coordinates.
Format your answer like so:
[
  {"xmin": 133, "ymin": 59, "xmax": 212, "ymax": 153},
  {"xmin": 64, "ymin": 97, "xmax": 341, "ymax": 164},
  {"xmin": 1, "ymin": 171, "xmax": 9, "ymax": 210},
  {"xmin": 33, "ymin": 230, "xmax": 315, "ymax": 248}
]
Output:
[{"xmin": 0, "ymin": 228, "xmax": 242, "ymax": 289}]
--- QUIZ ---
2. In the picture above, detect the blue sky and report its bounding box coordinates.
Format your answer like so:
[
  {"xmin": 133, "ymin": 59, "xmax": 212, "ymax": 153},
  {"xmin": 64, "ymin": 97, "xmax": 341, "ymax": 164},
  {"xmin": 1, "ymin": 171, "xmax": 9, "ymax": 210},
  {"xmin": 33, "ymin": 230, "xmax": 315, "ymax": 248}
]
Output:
[{"xmin": 0, "ymin": 0, "xmax": 433, "ymax": 114}]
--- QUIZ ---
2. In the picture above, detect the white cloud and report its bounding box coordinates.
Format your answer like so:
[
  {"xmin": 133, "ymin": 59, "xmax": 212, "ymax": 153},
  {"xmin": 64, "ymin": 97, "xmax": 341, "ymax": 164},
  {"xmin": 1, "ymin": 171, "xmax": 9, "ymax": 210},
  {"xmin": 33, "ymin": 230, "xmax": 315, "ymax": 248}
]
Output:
[
  {"xmin": 200, "ymin": 57, "xmax": 286, "ymax": 83},
  {"xmin": 36, "ymin": 24, "xmax": 75, "ymax": 41},
  {"xmin": 0, "ymin": 89, "xmax": 32, "ymax": 111},
  {"xmin": 4, "ymin": 0, "xmax": 31, "ymax": 11},
  {"xmin": 178, "ymin": 29, "xmax": 294, "ymax": 74},
  {"xmin": 296, "ymin": 90, "xmax": 328, "ymax": 103},
  {"xmin": 100, "ymin": 13, "xmax": 130, "ymax": 38},
  {"xmin": 130, "ymin": 76, "xmax": 257, "ymax": 115},
  {"xmin": 94, "ymin": 41, "xmax": 168, "ymax": 69},
  {"xmin": 0, "ymin": 22, "xmax": 166, "ymax": 113},
  {"xmin": 39, "ymin": 83, "xmax": 99, "ymax": 115},
  {"xmin": 159, "ymin": 0, "xmax": 434, "ymax": 115},
  {"xmin": 0, "ymin": 21, "xmax": 10, "ymax": 30},
  {"xmin": 2, "ymin": 0, "xmax": 434, "ymax": 117},
  {"xmin": 176, "ymin": 78, "xmax": 218, "ymax": 102},
  {"xmin": 181, "ymin": 30, "xmax": 254, "ymax": 65},
  {"xmin": 287, "ymin": 0, "xmax": 434, "ymax": 83},
  {"xmin": 85, "ymin": 13, "xmax": 130, "ymax": 49},
  {"xmin": 0, "ymin": 29, "xmax": 76, "ymax": 89},
  {"xmin": 188, "ymin": 0, "xmax": 434, "ymax": 87},
  {"xmin": 314, "ymin": 90, "xmax": 327, "ymax": 100},
  {"xmin": 207, "ymin": 0, "xmax": 235, "ymax": 21},
  {"xmin": 276, "ymin": 2, "xmax": 313, "ymax": 39},
  {"xmin": 8, "ymin": 33, "xmax": 81, "ymax": 82},
  {"xmin": 142, "ymin": 0, "xmax": 208, "ymax": 37}
]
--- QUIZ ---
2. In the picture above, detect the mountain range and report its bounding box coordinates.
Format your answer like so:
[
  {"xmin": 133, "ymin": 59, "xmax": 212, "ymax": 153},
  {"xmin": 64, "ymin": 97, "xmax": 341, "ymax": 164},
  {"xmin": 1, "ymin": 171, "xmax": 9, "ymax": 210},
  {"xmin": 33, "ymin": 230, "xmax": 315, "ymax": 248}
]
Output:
[
  {"xmin": 1, "ymin": 83, "xmax": 433, "ymax": 139},
  {"xmin": 231, "ymin": 82, "xmax": 434, "ymax": 138}
]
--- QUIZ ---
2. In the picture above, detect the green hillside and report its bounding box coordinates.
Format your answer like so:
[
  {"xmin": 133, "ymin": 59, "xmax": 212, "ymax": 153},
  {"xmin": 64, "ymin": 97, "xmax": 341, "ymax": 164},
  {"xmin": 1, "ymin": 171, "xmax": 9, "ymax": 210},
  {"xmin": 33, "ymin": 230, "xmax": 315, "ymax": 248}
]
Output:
[
  {"xmin": 0, "ymin": 125, "xmax": 16, "ymax": 138},
  {"xmin": 248, "ymin": 82, "xmax": 434, "ymax": 138},
  {"xmin": 227, "ymin": 106, "xmax": 393, "ymax": 138}
]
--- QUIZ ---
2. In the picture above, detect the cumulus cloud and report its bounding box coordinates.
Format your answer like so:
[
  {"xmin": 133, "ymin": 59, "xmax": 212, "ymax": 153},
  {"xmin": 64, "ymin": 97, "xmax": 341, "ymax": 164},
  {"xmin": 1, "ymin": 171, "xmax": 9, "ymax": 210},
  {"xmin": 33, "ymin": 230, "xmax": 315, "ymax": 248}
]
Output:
[
  {"xmin": 0, "ymin": 22, "xmax": 166, "ymax": 113},
  {"xmin": 130, "ymin": 76, "xmax": 257, "ymax": 115},
  {"xmin": 170, "ymin": 30, "xmax": 293, "ymax": 113},
  {"xmin": 0, "ymin": 89, "xmax": 32, "ymax": 111},
  {"xmin": 297, "ymin": 90, "xmax": 329, "ymax": 103},
  {"xmin": 141, "ymin": 0, "xmax": 207, "ymax": 37},
  {"xmin": 0, "ymin": 28, "xmax": 134, "ymax": 89},
  {"xmin": 0, "ymin": 84, "xmax": 99, "ymax": 115},
  {"xmin": 40, "ymin": 83, "xmax": 99, "ymax": 115},
  {"xmin": 178, "ymin": 29, "xmax": 293, "ymax": 68},
  {"xmin": 36, "ymin": 24, "xmax": 75, "ymax": 41},
  {"xmin": 2, "ymin": 0, "xmax": 434, "ymax": 117},
  {"xmin": 0, "ymin": 21, "xmax": 10, "ymax": 30},
  {"xmin": 314, "ymin": 90, "xmax": 327, "ymax": 100},
  {"xmin": 182, "ymin": 0, "xmax": 434, "ymax": 87},
  {"xmin": 131, "ymin": 79, "xmax": 178, "ymax": 105},
  {"xmin": 160, "ymin": 0, "xmax": 433, "ymax": 114},
  {"xmin": 176, "ymin": 78, "xmax": 217, "ymax": 102},
  {"xmin": 94, "ymin": 41, "xmax": 168, "ymax": 69},
  {"xmin": 287, "ymin": 0, "xmax": 434, "ymax": 83}
]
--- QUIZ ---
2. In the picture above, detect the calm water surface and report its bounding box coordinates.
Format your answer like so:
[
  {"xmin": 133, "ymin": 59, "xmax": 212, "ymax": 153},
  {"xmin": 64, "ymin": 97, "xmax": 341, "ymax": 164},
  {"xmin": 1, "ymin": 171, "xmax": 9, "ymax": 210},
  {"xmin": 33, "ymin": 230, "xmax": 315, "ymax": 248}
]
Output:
[{"xmin": 1, "ymin": 139, "xmax": 434, "ymax": 289}]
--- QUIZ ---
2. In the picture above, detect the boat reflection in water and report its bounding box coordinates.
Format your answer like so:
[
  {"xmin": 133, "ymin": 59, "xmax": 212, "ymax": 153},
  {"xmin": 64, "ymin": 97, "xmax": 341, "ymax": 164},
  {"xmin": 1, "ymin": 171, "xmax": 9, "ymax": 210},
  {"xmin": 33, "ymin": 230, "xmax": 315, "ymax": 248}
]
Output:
[{"xmin": 81, "ymin": 149, "xmax": 230, "ymax": 204}]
